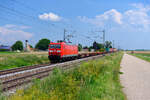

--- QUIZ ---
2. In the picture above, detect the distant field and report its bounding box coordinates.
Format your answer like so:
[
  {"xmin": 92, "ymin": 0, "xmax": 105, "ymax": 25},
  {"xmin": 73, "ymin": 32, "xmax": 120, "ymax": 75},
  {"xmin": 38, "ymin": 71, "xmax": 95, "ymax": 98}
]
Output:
[
  {"xmin": 1, "ymin": 52, "xmax": 126, "ymax": 100},
  {"xmin": 0, "ymin": 51, "xmax": 49, "ymax": 70},
  {"xmin": 131, "ymin": 53, "xmax": 150, "ymax": 62},
  {"xmin": 127, "ymin": 51, "xmax": 150, "ymax": 54}
]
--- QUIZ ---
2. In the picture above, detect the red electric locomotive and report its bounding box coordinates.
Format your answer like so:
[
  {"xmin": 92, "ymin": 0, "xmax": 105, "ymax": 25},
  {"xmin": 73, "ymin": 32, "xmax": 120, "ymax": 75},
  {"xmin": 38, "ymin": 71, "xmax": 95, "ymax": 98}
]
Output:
[{"xmin": 48, "ymin": 42, "xmax": 78, "ymax": 62}]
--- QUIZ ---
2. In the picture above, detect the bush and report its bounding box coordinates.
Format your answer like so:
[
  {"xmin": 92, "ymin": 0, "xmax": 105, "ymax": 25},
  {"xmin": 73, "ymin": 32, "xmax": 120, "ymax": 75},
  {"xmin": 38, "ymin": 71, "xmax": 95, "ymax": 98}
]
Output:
[{"xmin": 35, "ymin": 39, "xmax": 50, "ymax": 50}]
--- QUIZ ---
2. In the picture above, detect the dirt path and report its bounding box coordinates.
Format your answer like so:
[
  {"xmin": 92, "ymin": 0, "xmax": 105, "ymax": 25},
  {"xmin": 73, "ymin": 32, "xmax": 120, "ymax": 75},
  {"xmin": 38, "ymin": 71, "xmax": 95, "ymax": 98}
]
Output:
[{"xmin": 120, "ymin": 53, "xmax": 150, "ymax": 100}]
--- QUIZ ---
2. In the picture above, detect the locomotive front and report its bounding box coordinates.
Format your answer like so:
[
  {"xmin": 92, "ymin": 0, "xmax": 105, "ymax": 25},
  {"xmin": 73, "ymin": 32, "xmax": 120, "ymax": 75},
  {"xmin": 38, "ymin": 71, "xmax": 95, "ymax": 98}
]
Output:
[{"xmin": 48, "ymin": 42, "xmax": 62, "ymax": 62}]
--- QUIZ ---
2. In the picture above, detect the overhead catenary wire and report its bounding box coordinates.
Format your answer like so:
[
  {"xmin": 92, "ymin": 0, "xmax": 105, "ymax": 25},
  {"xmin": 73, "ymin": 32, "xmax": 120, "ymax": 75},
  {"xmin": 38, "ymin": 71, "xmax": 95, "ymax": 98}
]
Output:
[
  {"xmin": 0, "ymin": 0, "xmax": 101, "ymax": 45},
  {"xmin": 0, "ymin": 4, "xmax": 55, "ymax": 27},
  {"xmin": 10, "ymin": 0, "xmax": 41, "ymax": 13},
  {"xmin": 0, "ymin": 16, "xmax": 28, "ymax": 26},
  {"xmin": 0, "ymin": 4, "xmax": 64, "ymax": 36},
  {"xmin": 9, "ymin": 0, "xmax": 73, "ymax": 30},
  {"xmin": 1, "ymin": 0, "xmax": 78, "ymax": 37},
  {"xmin": 0, "ymin": 2, "xmax": 68, "ymax": 32}
]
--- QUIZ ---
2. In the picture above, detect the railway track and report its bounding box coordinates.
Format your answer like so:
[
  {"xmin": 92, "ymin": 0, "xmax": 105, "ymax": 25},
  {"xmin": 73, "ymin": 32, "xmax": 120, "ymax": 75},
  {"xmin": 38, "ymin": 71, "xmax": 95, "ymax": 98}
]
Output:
[
  {"xmin": 0, "ymin": 52, "xmax": 104, "ymax": 76},
  {"xmin": 0, "ymin": 54, "xmax": 105, "ymax": 92},
  {"xmin": 0, "ymin": 64, "xmax": 50, "ymax": 76}
]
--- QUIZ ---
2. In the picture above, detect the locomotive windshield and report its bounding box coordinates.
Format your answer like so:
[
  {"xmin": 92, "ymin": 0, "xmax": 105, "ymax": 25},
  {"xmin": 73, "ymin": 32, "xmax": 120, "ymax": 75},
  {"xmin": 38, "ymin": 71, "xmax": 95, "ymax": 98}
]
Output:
[
  {"xmin": 50, "ymin": 44, "xmax": 61, "ymax": 49},
  {"xmin": 55, "ymin": 44, "xmax": 61, "ymax": 48}
]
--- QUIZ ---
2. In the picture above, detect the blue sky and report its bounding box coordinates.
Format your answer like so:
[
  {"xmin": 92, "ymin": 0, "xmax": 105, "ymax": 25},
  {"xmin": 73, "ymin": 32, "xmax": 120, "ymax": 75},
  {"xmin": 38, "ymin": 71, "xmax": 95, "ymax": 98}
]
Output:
[{"xmin": 0, "ymin": 0, "xmax": 150, "ymax": 49}]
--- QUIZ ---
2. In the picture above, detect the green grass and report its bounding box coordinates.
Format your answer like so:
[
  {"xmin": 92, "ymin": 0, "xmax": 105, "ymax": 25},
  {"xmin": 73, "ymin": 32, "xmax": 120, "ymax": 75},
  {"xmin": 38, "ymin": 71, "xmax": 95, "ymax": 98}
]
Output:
[
  {"xmin": 1, "ymin": 52, "xmax": 125, "ymax": 100},
  {"xmin": 131, "ymin": 53, "xmax": 150, "ymax": 62},
  {"xmin": 0, "ymin": 52, "xmax": 49, "ymax": 70},
  {"xmin": 0, "ymin": 51, "xmax": 18, "ymax": 55}
]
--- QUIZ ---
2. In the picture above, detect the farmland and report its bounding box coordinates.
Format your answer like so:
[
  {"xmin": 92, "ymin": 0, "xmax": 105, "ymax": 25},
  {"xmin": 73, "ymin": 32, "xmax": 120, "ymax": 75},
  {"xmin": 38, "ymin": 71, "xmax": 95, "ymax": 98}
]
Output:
[
  {"xmin": 0, "ymin": 52, "xmax": 126, "ymax": 100},
  {"xmin": 0, "ymin": 52, "xmax": 49, "ymax": 70},
  {"xmin": 131, "ymin": 52, "xmax": 150, "ymax": 62},
  {"xmin": 128, "ymin": 51, "xmax": 150, "ymax": 54}
]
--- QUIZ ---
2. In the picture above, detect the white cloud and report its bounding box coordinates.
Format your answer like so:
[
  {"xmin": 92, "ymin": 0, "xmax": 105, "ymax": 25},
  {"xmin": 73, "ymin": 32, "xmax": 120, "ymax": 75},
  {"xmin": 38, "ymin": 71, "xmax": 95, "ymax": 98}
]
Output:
[
  {"xmin": 78, "ymin": 9, "xmax": 122, "ymax": 26},
  {"xmin": 96, "ymin": 9, "xmax": 122, "ymax": 24},
  {"xmin": 39, "ymin": 12, "xmax": 61, "ymax": 21},
  {"xmin": 79, "ymin": 3, "xmax": 150, "ymax": 31},
  {"xmin": 0, "ymin": 24, "xmax": 33, "ymax": 44},
  {"xmin": 124, "ymin": 3, "xmax": 150, "ymax": 29}
]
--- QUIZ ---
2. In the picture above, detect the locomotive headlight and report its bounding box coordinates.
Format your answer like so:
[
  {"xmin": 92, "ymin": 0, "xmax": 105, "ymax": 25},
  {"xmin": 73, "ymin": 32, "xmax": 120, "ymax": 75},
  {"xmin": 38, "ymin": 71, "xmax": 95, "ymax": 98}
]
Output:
[
  {"xmin": 49, "ymin": 50, "xmax": 53, "ymax": 52},
  {"xmin": 57, "ymin": 50, "xmax": 61, "ymax": 53}
]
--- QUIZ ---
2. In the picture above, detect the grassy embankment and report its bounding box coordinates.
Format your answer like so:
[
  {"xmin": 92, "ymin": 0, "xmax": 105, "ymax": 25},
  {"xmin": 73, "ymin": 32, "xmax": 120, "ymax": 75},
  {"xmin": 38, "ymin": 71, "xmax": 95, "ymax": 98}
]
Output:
[
  {"xmin": 0, "ymin": 52, "xmax": 49, "ymax": 70},
  {"xmin": 0, "ymin": 52, "xmax": 125, "ymax": 100},
  {"xmin": 131, "ymin": 53, "xmax": 150, "ymax": 62}
]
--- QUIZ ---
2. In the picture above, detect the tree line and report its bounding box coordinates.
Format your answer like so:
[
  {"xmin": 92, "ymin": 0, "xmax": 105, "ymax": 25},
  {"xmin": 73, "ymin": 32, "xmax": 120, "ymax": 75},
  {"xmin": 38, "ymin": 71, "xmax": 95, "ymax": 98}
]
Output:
[
  {"xmin": 78, "ymin": 41, "xmax": 112, "ymax": 52},
  {"xmin": 11, "ymin": 38, "xmax": 50, "ymax": 51},
  {"xmin": 11, "ymin": 39, "xmax": 112, "ymax": 52}
]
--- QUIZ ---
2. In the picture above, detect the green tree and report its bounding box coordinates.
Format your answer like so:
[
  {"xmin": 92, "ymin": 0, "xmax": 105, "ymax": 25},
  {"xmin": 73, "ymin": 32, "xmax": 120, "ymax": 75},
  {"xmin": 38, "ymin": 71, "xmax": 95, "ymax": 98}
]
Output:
[
  {"xmin": 105, "ymin": 41, "xmax": 112, "ymax": 48},
  {"xmin": 35, "ymin": 38, "xmax": 50, "ymax": 50},
  {"xmin": 93, "ymin": 41, "xmax": 104, "ymax": 51},
  {"xmin": 97, "ymin": 43, "xmax": 104, "ymax": 49},
  {"xmin": 78, "ymin": 44, "xmax": 82, "ymax": 51},
  {"xmin": 12, "ymin": 41, "xmax": 23, "ymax": 51}
]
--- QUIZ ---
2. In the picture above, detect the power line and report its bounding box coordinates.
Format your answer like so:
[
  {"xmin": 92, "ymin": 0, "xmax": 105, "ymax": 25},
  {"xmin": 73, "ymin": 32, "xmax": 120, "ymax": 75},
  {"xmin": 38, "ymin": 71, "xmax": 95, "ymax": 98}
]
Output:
[
  {"xmin": 2, "ymin": 0, "xmax": 76, "ymax": 33},
  {"xmin": 10, "ymin": 0, "xmax": 59, "ymax": 27},
  {"xmin": 9, "ymin": 0, "xmax": 73, "ymax": 30},
  {"xmin": 0, "ymin": 1, "xmax": 99, "ymax": 44},
  {"xmin": 63, "ymin": 29, "xmax": 66, "ymax": 42},
  {"xmin": 0, "ymin": 4, "xmax": 63, "ymax": 35},
  {"xmin": 113, "ymin": 40, "xmax": 115, "ymax": 48},
  {"xmin": 0, "ymin": 4, "xmax": 34, "ymax": 19},
  {"xmin": 94, "ymin": 29, "xmax": 106, "ymax": 46},
  {"xmin": 0, "ymin": 16, "xmax": 27, "ymax": 26},
  {"xmin": 11, "ymin": 0, "xmax": 40, "ymax": 13},
  {"xmin": 0, "ymin": 3, "xmax": 57, "ymax": 29},
  {"xmin": 0, "ymin": 15, "xmax": 59, "ymax": 38},
  {"xmin": 79, "ymin": 34, "xmax": 95, "ymax": 41}
]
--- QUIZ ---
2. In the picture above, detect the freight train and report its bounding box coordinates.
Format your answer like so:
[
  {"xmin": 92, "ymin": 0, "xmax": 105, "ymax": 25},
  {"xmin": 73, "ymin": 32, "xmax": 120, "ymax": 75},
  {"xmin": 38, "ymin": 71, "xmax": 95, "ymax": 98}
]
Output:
[{"xmin": 48, "ymin": 42, "xmax": 116, "ymax": 62}]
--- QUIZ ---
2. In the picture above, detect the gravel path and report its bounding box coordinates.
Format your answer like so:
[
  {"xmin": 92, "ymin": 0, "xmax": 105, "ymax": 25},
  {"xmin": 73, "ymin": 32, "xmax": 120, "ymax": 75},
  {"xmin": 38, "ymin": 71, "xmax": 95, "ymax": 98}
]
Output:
[{"xmin": 120, "ymin": 53, "xmax": 150, "ymax": 100}]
